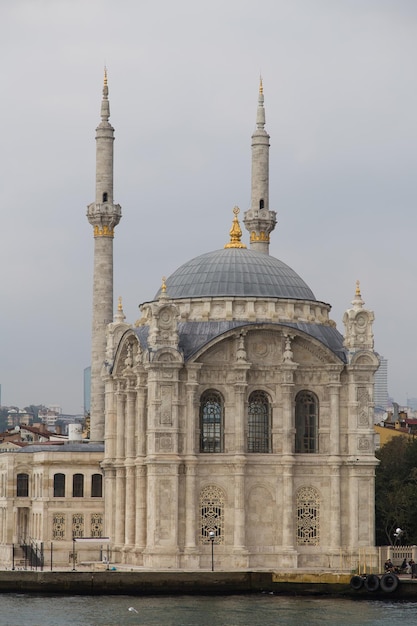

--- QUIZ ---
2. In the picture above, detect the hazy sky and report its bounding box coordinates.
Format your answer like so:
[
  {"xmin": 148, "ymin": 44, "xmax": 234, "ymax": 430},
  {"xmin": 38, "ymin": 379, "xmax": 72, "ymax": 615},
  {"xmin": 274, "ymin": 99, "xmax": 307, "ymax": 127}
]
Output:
[{"xmin": 1, "ymin": 0, "xmax": 417, "ymax": 413}]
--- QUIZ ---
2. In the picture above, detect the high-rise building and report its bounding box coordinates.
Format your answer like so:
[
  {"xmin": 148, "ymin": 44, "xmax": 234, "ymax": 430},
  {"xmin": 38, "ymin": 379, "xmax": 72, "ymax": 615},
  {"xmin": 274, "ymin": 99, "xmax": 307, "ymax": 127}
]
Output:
[{"xmin": 374, "ymin": 355, "xmax": 388, "ymax": 411}]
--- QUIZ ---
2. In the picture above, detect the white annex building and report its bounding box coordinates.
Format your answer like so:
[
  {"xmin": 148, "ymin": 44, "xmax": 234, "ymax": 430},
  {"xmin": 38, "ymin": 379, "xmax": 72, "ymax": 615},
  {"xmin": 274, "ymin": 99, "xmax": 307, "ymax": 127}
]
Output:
[{"xmin": 0, "ymin": 74, "xmax": 380, "ymax": 571}]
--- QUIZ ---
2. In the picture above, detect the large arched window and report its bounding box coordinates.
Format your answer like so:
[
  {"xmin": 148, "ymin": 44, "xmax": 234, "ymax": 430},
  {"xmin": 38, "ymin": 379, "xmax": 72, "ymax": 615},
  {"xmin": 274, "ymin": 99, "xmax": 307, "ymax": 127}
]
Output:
[
  {"xmin": 53, "ymin": 473, "xmax": 66, "ymax": 497},
  {"xmin": 295, "ymin": 391, "xmax": 319, "ymax": 453},
  {"xmin": 247, "ymin": 390, "xmax": 271, "ymax": 452},
  {"xmin": 200, "ymin": 390, "xmax": 223, "ymax": 453},
  {"xmin": 16, "ymin": 473, "xmax": 29, "ymax": 497},
  {"xmin": 72, "ymin": 474, "xmax": 84, "ymax": 498}
]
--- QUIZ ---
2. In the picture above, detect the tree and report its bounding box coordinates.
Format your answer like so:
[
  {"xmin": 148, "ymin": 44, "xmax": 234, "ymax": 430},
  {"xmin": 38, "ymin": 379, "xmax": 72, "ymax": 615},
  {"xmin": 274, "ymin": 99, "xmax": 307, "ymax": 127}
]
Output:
[{"xmin": 375, "ymin": 436, "xmax": 417, "ymax": 545}]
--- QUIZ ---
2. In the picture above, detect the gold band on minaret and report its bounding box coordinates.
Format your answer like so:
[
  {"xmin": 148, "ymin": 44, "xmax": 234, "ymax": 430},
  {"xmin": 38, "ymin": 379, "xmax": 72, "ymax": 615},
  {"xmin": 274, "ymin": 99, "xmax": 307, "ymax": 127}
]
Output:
[{"xmin": 93, "ymin": 225, "xmax": 115, "ymax": 238}]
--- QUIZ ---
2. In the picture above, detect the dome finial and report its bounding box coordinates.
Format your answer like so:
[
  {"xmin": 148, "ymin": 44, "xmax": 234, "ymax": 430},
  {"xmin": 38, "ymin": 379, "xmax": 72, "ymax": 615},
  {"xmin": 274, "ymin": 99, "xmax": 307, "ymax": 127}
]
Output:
[
  {"xmin": 159, "ymin": 276, "xmax": 168, "ymax": 300},
  {"xmin": 224, "ymin": 206, "xmax": 247, "ymax": 249},
  {"xmin": 114, "ymin": 296, "xmax": 126, "ymax": 323},
  {"xmin": 101, "ymin": 66, "xmax": 110, "ymax": 121},
  {"xmin": 352, "ymin": 280, "xmax": 364, "ymax": 310}
]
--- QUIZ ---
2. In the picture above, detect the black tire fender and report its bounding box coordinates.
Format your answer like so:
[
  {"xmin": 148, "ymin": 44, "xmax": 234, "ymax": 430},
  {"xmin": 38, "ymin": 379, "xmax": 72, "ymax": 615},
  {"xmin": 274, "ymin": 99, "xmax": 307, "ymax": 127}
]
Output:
[
  {"xmin": 350, "ymin": 575, "xmax": 364, "ymax": 590},
  {"xmin": 380, "ymin": 572, "xmax": 399, "ymax": 593},
  {"xmin": 364, "ymin": 574, "xmax": 380, "ymax": 592}
]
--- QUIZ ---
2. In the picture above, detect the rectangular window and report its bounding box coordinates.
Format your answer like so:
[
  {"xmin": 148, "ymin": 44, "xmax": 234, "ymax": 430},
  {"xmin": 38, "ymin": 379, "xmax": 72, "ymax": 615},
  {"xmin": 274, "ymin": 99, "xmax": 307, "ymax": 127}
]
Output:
[{"xmin": 17, "ymin": 473, "xmax": 29, "ymax": 497}]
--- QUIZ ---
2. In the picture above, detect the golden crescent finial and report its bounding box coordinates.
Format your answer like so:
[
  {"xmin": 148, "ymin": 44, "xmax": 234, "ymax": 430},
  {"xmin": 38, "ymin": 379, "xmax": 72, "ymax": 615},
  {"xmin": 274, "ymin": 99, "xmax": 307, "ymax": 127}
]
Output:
[
  {"xmin": 355, "ymin": 280, "xmax": 361, "ymax": 296},
  {"xmin": 225, "ymin": 206, "xmax": 247, "ymax": 249},
  {"xmin": 104, "ymin": 66, "xmax": 108, "ymax": 86},
  {"xmin": 259, "ymin": 75, "xmax": 263, "ymax": 95},
  {"xmin": 161, "ymin": 276, "xmax": 167, "ymax": 292},
  {"xmin": 118, "ymin": 295, "xmax": 123, "ymax": 311}
]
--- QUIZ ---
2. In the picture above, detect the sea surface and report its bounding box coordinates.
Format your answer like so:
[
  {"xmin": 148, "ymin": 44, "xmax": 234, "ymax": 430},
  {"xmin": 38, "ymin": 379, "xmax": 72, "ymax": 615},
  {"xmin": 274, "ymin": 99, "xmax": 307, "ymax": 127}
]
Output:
[{"xmin": 0, "ymin": 593, "xmax": 416, "ymax": 626}]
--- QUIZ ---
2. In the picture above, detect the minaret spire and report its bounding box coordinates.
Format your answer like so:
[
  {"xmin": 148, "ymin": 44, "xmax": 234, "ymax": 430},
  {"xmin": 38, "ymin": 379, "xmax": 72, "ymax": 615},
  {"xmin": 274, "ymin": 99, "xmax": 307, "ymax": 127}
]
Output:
[
  {"xmin": 243, "ymin": 78, "xmax": 277, "ymax": 254},
  {"xmin": 86, "ymin": 70, "xmax": 122, "ymax": 442}
]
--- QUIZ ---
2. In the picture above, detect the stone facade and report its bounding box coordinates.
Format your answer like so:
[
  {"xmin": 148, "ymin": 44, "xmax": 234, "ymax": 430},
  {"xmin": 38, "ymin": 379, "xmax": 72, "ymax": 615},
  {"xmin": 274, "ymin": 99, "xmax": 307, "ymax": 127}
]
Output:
[
  {"xmin": 0, "ymin": 77, "xmax": 380, "ymax": 572},
  {"xmin": 0, "ymin": 445, "xmax": 105, "ymax": 568},
  {"xmin": 102, "ymin": 280, "xmax": 379, "ymax": 570}
]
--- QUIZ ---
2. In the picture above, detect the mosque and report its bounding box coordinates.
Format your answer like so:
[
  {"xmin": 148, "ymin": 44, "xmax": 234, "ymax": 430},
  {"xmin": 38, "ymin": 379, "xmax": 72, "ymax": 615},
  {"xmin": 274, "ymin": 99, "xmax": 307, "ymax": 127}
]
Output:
[{"xmin": 0, "ymin": 74, "xmax": 379, "ymax": 571}]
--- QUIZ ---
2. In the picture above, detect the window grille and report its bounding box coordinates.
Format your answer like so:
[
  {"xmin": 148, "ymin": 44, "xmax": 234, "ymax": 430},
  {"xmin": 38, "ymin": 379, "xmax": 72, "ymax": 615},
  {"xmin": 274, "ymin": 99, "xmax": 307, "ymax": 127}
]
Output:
[
  {"xmin": 295, "ymin": 391, "xmax": 319, "ymax": 453},
  {"xmin": 72, "ymin": 513, "xmax": 84, "ymax": 538},
  {"xmin": 200, "ymin": 390, "xmax": 223, "ymax": 453},
  {"xmin": 90, "ymin": 513, "xmax": 103, "ymax": 537},
  {"xmin": 296, "ymin": 486, "xmax": 320, "ymax": 545},
  {"xmin": 53, "ymin": 513, "xmax": 66, "ymax": 540},
  {"xmin": 200, "ymin": 485, "xmax": 224, "ymax": 544},
  {"xmin": 247, "ymin": 390, "xmax": 271, "ymax": 452}
]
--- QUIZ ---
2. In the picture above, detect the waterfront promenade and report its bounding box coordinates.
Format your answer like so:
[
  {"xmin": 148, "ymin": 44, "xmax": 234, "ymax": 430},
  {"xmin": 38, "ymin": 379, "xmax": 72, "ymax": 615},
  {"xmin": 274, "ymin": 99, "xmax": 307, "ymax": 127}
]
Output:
[{"xmin": 0, "ymin": 568, "xmax": 417, "ymax": 598}]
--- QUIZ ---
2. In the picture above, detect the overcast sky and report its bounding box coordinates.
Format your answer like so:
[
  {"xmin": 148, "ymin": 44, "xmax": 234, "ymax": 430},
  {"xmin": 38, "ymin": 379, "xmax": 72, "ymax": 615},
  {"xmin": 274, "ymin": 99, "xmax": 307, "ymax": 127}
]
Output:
[{"xmin": 1, "ymin": 0, "xmax": 416, "ymax": 413}]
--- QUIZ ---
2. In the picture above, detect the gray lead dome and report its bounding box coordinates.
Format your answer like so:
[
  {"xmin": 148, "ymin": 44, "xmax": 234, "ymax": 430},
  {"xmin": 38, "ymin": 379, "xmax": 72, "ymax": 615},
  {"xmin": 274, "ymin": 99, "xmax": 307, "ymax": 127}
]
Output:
[{"xmin": 155, "ymin": 248, "xmax": 316, "ymax": 300}]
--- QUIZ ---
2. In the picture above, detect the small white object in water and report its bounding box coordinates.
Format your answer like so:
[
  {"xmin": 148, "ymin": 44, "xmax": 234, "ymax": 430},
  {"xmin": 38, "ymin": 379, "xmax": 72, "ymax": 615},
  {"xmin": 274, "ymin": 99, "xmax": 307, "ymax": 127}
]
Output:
[{"xmin": 128, "ymin": 607, "xmax": 138, "ymax": 613}]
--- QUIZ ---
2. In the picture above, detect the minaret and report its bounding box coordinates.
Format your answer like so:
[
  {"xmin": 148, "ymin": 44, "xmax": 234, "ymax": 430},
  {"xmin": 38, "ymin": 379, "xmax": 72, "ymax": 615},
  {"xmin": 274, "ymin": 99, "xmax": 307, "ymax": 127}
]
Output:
[
  {"xmin": 86, "ymin": 69, "xmax": 122, "ymax": 442},
  {"xmin": 243, "ymin": 78, "xmax": 277, "ymax": 254}
]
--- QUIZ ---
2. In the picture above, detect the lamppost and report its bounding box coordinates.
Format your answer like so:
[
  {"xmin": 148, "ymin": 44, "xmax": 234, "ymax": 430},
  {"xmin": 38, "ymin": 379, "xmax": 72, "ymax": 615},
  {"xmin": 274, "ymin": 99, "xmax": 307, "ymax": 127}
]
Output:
[
  {"xmin": 209, "ymin": 531, "xmax": 215, "ymax": 571},
  {"xmin": 72, "ymin": 538, "xmax": 76, "ymax": 571}
]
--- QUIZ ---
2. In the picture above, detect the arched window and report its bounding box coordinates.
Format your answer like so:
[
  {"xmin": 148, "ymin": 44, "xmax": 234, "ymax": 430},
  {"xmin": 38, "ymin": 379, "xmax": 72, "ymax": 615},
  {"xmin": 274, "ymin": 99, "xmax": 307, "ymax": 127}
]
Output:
[
  {"xmin": 16, "ymin": 473, "xmax": 29, "ymax": 497},
  {"xmin": 200, "ymin": 485, "xmax": 224, "ymax": 544},
  {"xmin": 102, "ymin": 192, "xmax": 108, "ymax": 202},
  {"xmin": 72, "ymin": 474, "xmax": 84, "ymax": 498},
  {"xmin": 247, "ymin": 390, "xmax": 271, "ymax": 452},
  {"xmin": 259, "ymin": 199, "xmax": 264, "ymax": 210},
  {"xmin": 53, "ymin": 473, "xmax": 65, "ymax": 497},
  {"xmin": 295, "ymin": 391, "xmax": 319, "ymax": 453},
  {"xmin": 296, "ymin": 486, "xmax": 320, "ymax": 545},
  {"xmin": 91, "ymin": 474, "xmax": 103, "ymax": 498},
  {"xmin": 200, "ymin": 390, "xmax": 223, "ymax": 453}
]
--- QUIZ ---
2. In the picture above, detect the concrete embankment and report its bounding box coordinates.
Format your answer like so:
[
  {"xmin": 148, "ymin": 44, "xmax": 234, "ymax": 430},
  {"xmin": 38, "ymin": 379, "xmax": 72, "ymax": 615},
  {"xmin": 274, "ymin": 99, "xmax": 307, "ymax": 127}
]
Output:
[{"xmin": 0, "ymin": 570, "xmax": 415, "ymax": 597}]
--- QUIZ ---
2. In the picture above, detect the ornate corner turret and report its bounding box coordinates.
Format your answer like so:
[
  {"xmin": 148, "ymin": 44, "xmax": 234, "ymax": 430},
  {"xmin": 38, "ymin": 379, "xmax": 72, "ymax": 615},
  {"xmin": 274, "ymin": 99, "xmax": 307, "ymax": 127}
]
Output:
[
  {"xmin": 243, "ymin": 77, "xmax": 277, "ymax": 254},
  {"xmin": 104, "ymin": 296, "xmax": 130, "ymax": 371},
  {"xmin": 141, "ymin": 281, "xmax": 180, "ymax": 352},
  {"xmin": 343, "ymin": 281, "xmax": 375, "ymax": 355}
]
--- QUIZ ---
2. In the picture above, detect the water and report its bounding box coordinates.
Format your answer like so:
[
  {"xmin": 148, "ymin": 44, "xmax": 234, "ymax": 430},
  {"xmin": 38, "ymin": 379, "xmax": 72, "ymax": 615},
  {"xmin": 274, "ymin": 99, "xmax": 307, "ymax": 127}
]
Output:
[{"xmin": 0, "ymin": 594, "xmax": 416, "ymax": 626}]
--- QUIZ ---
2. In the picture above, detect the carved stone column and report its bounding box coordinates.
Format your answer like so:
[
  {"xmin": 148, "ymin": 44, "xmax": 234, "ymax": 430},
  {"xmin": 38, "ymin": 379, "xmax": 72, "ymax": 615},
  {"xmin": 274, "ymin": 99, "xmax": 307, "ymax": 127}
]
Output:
[
  {"xmin": 115, "ymin": 383, "xmax": 125, "ymax": 460},
  {"xmin": 233, "ymin": 461, "xmax": 248, "ymax": 566},
  {"xmin": 135, "ymin": 466, "xmax": 147, "ymax": 558},
  {"xmin": 104, "ymin": 376, "xmax": 116, "ymax": 459},
  {"xmin": 183, "ymin": 366, "xmax": 201, "ymax": 566},
  {"xmin": 282, "ymin": 461, "xmax": 295, "ymax": 551},
  {"xmin": 329, "ymin": 464, "xmax": 341, "ymax": 549},
  {"xmin": 114, "ymin": 385, "xmax": 126, "ymax": 548},
  {"xmin": 124, "ymin": 464, "xmax": 135, "ymax": 549},
  {"xmin": 114, "ymin": 466, "xmax": 126, "ymax": 547},
  {"xmin": 281, "ymin": 364, "xmax": 297, "ymax": 454}
]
